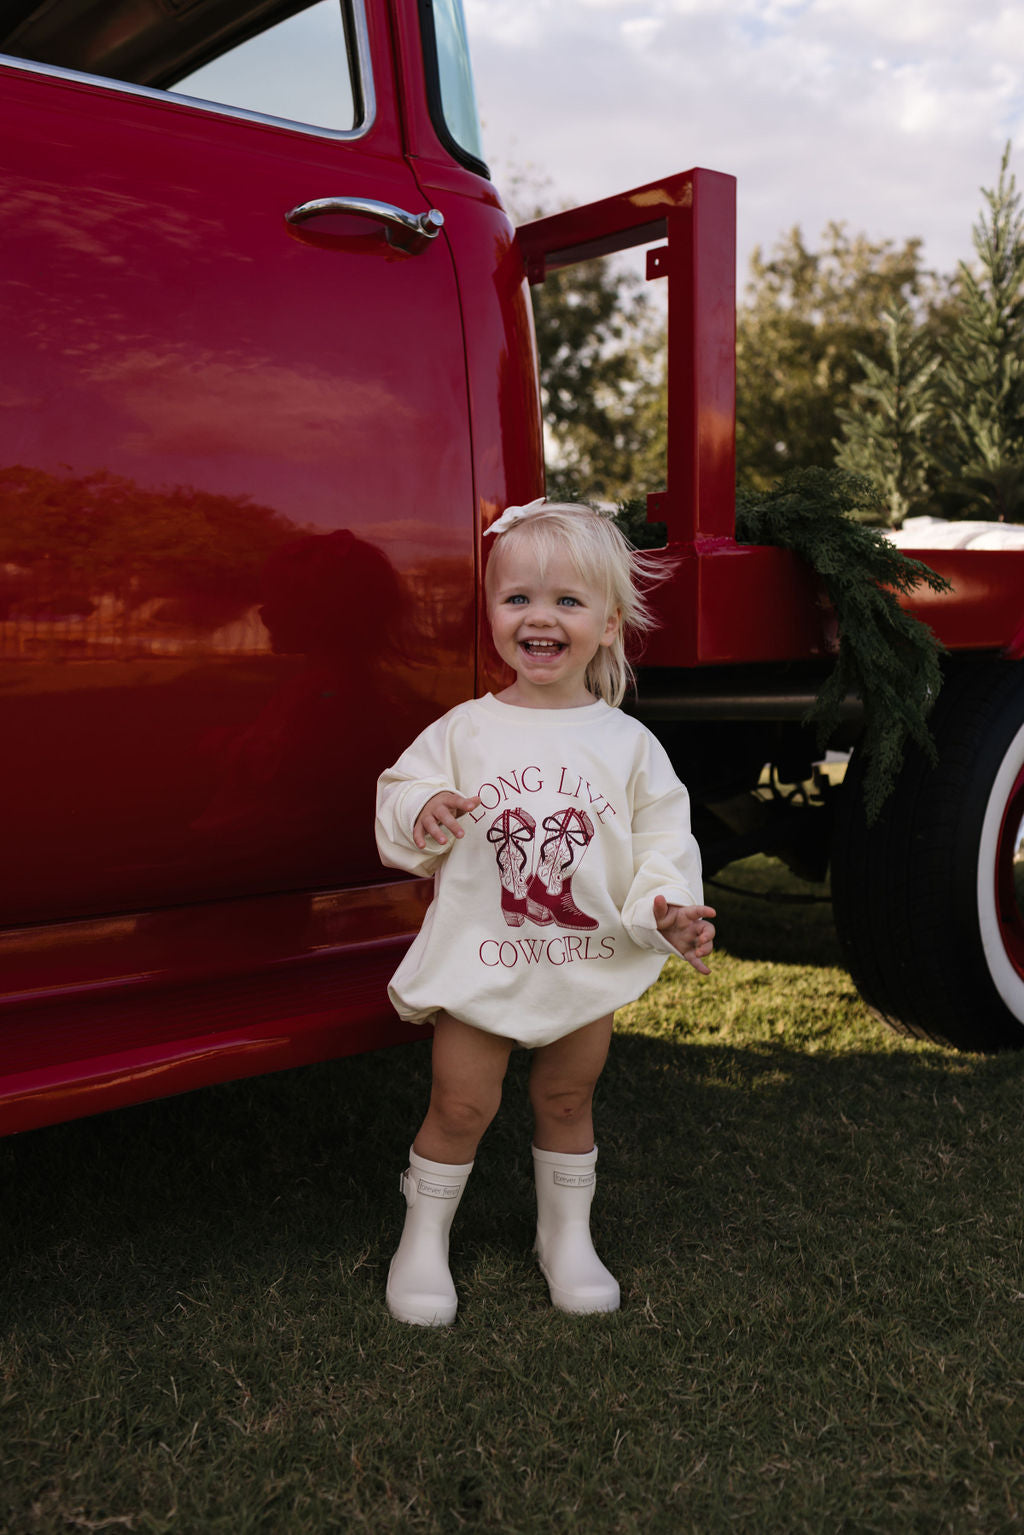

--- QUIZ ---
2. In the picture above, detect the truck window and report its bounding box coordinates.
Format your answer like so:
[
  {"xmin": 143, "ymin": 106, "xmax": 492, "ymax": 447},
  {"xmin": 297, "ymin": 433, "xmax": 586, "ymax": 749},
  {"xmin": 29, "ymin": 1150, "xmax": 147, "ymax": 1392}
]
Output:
[
  {"xmin": 171, "ymin": 1, "xmax": 361, "ymax": 135},
  {"xmin": 0, "ymin": 0, "xmax": 368, "ymax": 140},
  {"xmin": 421, "ymin": 0, "xmax": 487, "ymax": 173}
]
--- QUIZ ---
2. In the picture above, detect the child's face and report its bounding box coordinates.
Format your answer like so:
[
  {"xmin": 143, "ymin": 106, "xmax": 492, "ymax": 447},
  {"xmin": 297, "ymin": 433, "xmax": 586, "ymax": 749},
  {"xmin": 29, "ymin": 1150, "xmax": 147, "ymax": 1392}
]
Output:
[{"xmin": 487, "ymin": 540, "xmax": 619, "ymax": 707}]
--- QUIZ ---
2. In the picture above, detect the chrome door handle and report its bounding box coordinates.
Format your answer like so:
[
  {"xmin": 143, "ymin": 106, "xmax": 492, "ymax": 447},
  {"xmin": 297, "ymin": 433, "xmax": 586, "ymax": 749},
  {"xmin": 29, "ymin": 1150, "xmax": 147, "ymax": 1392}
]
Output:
[{"xmin": 285, "ymin": 197, "xmax": 444, "ymax": 255}]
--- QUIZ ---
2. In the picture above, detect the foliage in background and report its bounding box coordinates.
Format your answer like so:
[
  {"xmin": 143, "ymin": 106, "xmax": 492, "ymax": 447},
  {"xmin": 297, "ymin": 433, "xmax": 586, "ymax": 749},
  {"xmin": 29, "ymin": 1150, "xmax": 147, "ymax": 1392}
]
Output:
[
  {"xmin": 833, "ymin": 304, "xmax": 941, "ymax": 527},
  {"xmin": 508, "ymin": 171, "xmax": 661, "ymax": 504},
  {"xmin": 528, "ymin": 217, "xmax": 943, "ymax": 508},
  {"xmin": 526, "ymin": 253, "xmax": 663, "ymax": 503},
  {"xmin": 831, "ymin": 144, "xmax": 1024, "ymax": 524},
  {"xmin": 610, "ymin": 494, "xmax": 667, "ymax": 550},
  {"xmin": 527, "ymin": 149, "xmax": 1024, "ymax": 526},
  {"xmin": 933, "ymin": 145, "xmax": 1024, "ymax": 521},
  {"xmin": 735, "ymin": 225, "xmax": 929, "ymax": 494},
  {"xmin": 736, "ymin": 469, "xmax": 951, "ymax": 821}
]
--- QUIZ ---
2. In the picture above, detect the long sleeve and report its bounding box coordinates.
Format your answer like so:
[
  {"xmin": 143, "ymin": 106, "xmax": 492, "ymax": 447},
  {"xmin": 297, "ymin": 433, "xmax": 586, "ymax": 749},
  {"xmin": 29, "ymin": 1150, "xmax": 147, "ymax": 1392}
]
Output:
[
  {"xmin": 620, "ymin": 736, "xmax": 703, "ymax": 954},
  {"xmin": 376, "ymin": 709, "xmax": 475, "ymax": 878},
  {"xmin": 375, "ymin": 716, "xmax": 461, "ymax": 877}
]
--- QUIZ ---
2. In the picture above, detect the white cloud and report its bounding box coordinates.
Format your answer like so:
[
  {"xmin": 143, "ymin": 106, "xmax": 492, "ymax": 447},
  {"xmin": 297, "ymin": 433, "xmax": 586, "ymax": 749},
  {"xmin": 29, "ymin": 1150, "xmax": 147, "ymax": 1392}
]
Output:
[
  {"xmin": 466, "ymin": 0, "xmax": 1021, "ymax": 278},
  {"xmin": 621, "ymin": 17, "xmax": 664, "ymax": 47},
  {"xmin": 815, "ymin": 0, "xmax": 966, "ymax": 46}
]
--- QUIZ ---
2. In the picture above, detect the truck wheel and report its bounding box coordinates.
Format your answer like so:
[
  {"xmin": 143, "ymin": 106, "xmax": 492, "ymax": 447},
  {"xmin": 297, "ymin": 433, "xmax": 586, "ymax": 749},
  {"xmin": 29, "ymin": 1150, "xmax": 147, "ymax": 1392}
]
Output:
[{"xmin": 831, "ymin": 659, "xmax": 1024, "ymax": 1050}]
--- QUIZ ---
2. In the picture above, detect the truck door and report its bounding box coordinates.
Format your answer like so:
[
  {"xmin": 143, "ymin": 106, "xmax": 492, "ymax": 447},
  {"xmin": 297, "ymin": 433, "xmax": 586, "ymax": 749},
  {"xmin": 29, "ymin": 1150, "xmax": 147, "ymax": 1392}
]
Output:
[{"xmin": 0, "ymin": 0, "xmax": 475, "ymax": 926}]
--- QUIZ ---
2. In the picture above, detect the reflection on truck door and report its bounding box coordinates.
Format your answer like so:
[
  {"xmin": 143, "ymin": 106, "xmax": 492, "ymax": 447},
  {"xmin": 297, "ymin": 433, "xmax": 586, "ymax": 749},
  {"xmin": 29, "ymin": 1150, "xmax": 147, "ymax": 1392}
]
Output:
[{"xmin": 0, "ymin": 10, "xmax": 475, "ymax": 926}]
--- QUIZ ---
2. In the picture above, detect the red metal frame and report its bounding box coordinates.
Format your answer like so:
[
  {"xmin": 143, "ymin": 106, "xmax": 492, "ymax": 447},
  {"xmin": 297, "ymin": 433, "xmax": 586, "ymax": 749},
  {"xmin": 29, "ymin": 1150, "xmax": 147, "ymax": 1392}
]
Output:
[
  {"xmin": 518, "ymin": 172, "xmax": 835, "ymax": 667},
  {"xmin": 518, "ymin": 175, "xmax": 1024, "ymax": 667},
  {"xmin": 519, "ymin": 169, "xmax": 736, "ymax": 551}
]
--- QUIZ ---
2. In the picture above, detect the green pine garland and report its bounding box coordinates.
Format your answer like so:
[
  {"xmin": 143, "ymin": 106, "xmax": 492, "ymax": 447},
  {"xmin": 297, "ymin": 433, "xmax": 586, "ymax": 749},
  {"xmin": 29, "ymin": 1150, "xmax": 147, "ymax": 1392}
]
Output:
[{"xmin": 735, "ymin": 467, "xmax": 951, "ymax": 822}]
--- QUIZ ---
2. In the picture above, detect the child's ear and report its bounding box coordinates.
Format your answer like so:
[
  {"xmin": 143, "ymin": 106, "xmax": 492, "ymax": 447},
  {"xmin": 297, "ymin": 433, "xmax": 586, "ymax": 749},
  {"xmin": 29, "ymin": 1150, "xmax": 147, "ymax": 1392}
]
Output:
[{"xmin": 601, "ymin": 608, "xmax": 622, "ymax": 646}]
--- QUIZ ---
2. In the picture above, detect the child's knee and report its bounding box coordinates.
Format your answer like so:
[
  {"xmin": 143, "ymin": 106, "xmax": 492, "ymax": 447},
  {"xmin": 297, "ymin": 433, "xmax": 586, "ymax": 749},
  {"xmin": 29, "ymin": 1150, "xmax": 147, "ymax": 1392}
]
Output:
[
  {"xmin": 430, "ymin": 1085, "xmax": 501, "ymax": 1139},
  {"xmin": 529, "ymin": 1079, "xmax": 594, "ymax": 1124}
]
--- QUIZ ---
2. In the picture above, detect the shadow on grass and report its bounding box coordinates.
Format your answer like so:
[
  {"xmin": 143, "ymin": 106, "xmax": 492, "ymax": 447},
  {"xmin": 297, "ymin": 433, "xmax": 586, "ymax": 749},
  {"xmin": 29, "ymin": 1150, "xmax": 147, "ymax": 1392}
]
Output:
[
  {"xmin": 706, "ymin": 855, "xmax": 845, "ymax": 968},
  {"xmin": 6, "ymin": 1023, "xmax": 1024, "ymax": 1532},
  {"xmin": 0, "ymin": 856, "xmax": 851, "ymax": 1324},
  {"xmin": 3, "ymin": 1022, "xmax": 1021, "ymax": 1327}
]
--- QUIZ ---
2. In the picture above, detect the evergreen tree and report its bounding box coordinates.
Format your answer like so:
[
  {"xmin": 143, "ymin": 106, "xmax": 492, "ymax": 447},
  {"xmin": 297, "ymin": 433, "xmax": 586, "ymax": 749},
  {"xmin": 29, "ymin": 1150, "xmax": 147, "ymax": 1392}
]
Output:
[
  {"xmin": 938, "ymin": 143, "xmax": 1024, "ymax": 521},
  {"xmin": 735, "ymin": 224, "xmax": 927, "ymax": 491},
  {"xmin": 582, "ymin": 223, "xmax": 933, "ymax": 502},
  {"xmin": 834, "ymin": 304, "xmax": 940, "ymax": 526},
  {"xmin": 531, "ymin": 258, "xmax": 660, "ymax": 501}
]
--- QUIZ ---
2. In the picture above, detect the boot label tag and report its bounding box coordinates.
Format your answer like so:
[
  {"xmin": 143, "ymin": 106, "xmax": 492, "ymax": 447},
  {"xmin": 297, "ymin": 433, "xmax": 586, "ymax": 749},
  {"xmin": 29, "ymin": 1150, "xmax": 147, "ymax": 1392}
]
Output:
[
  {"xmin": 554, "ymin": 1171, "xmax": 595, "ymax": 1188},
  {"xmin": 417, "ymin": 1179, "xmax": 461, "ymax": 1199}
]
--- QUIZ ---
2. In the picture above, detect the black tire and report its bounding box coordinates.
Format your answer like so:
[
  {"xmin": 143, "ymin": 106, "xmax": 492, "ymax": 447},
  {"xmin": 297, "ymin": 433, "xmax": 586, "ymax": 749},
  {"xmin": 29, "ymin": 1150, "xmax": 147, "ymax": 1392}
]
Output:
[{"xmin": 831, "ymin": 659, "xmax": 1024, "ymax": 1051}]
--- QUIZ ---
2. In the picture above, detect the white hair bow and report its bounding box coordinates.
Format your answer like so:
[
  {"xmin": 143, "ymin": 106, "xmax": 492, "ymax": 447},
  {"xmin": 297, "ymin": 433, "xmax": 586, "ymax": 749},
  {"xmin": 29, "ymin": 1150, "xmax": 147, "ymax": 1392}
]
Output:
[{"xmin": 483, "ymin": 497, "xmax": 547, "ymax": 537}]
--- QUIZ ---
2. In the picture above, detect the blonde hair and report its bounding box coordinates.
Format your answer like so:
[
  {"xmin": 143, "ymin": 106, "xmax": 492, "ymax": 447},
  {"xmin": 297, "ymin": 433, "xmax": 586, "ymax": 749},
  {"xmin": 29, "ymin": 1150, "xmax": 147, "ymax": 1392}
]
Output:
[{"xmin": 484, "ymin": 502, "xmax": 673, "ymax": 708}]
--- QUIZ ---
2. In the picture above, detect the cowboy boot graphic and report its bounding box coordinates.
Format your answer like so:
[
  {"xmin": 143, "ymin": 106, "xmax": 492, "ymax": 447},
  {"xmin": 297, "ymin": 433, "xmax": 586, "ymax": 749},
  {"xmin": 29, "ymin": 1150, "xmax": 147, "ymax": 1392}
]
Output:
[
  {"xmin": 487, "ymin": 807, "xmax": 537, "ymax": 927},
  {"xmin": 527, "ymin": 808, "xmax": 598, "ymax": 930}
]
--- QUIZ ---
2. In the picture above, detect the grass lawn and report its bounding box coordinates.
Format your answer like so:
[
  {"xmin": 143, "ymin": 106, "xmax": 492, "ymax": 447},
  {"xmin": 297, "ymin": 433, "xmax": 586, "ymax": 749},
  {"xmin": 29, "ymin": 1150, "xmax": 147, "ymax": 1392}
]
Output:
[{"xmin": 3, "ymin": 857, "xmax": 1024, "ymax": 1533}]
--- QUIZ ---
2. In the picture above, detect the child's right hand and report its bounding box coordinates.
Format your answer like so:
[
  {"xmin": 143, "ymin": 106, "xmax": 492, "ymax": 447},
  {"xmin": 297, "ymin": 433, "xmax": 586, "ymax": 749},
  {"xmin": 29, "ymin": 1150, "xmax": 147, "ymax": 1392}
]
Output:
[
  {"xmin": 413, "ymin": 791, "xmax": 482, "ymax": 850},
  {"xmin": 653, "ymin": 894, "xmax": 716, "ymax": 973}
]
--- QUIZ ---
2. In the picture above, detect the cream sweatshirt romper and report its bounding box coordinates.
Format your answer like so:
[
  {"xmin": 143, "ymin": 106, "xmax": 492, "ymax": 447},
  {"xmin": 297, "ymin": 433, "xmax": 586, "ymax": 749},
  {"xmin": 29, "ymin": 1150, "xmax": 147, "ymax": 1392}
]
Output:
[{"xmin": 375, "ymin": 694, "xmax": 704, "ymax": 1046}]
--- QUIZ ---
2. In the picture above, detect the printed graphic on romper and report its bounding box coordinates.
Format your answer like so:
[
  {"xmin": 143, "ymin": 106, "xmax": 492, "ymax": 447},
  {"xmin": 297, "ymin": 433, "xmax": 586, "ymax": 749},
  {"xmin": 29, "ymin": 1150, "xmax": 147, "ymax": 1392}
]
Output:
[{"xmin": 465, "ymin": 765, "xmax": 618, "ymax": 968}]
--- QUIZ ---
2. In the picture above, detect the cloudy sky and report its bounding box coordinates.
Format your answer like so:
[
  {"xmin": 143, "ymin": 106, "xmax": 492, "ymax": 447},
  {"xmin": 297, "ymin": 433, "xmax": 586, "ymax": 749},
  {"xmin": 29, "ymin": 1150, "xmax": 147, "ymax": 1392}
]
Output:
[{"xmin": 461, "ymin": 0, "xmax": 1024, "ymax": 284}]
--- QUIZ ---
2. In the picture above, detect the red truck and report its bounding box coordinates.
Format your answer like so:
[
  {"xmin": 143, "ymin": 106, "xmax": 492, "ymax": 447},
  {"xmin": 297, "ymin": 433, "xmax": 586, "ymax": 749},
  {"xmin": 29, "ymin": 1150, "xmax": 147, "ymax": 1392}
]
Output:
[{"xmin": 2, "ymin": 0, "xmax": 1023, "ymax": 1137}]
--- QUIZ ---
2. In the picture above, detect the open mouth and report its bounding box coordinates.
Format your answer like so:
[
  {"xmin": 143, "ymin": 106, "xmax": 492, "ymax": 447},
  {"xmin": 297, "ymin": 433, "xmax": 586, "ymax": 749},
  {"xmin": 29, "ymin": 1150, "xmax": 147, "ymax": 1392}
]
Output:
[{"xmin": 521, "ymin": 640, "xmax": 566, "ymax": 657}]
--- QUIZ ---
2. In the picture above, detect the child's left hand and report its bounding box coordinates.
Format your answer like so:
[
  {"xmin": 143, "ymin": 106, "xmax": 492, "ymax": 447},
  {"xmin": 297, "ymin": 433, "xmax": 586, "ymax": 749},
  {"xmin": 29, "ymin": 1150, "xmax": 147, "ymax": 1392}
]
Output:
[{"xmin": 653, "ymin": 895, "xmax": 716, "ymax": 974}]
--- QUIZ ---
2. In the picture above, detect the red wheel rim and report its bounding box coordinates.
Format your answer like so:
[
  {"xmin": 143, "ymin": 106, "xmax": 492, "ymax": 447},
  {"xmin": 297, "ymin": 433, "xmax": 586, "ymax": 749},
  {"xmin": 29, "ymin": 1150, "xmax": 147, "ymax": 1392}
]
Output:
[{"xmin": 995, "ymin": 759, "xmax": 1024, "ymax": 980}]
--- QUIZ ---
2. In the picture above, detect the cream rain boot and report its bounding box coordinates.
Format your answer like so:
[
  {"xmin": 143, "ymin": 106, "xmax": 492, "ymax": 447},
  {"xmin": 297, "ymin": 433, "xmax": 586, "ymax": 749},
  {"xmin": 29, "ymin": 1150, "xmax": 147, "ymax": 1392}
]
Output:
[
  {"xmin": 386, "ymin": 1147, "xmax": 474, "ymax": 1326},
  {"xmin": 532, "ymin": 1145, "xmax": 620, "ymax": 1314}
]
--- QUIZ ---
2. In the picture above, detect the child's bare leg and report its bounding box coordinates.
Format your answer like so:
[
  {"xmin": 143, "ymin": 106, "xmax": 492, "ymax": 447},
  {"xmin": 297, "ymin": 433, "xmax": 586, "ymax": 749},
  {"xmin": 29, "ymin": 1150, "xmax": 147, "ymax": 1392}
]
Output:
[
  {"xmin": 389, "ymin": 1014, "xmax": 512, "ymax": 1326},
  {"xmin": 528, "ymin": 1013, "xmax": 613, "ymax": 1154},
  {"xmin": 528, "ymin": 1014, "xmax": 618, "ymax": 1313},
  {"xmin": 414, "ymin": 1011, "xmax": 515, "ymax": 1164}
]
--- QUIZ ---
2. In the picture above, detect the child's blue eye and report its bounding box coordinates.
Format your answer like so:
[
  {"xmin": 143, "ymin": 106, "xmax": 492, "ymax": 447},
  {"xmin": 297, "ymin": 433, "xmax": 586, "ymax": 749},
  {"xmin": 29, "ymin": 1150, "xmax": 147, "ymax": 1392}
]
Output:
[
  {"xmin": 506, "ymin": 594, "xmax": 527, "ymax": 605},
  {"xmin": 557, "ymin": 596, "xmax": 581, "ymax": 607}
]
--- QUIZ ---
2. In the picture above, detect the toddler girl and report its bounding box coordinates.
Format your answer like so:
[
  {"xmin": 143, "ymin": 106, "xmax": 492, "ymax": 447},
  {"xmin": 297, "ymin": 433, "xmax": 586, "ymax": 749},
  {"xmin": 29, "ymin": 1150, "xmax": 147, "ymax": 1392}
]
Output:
[{"xmin": 375, "ymin": 499, "xmax": 715, "ymax": 1325}]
